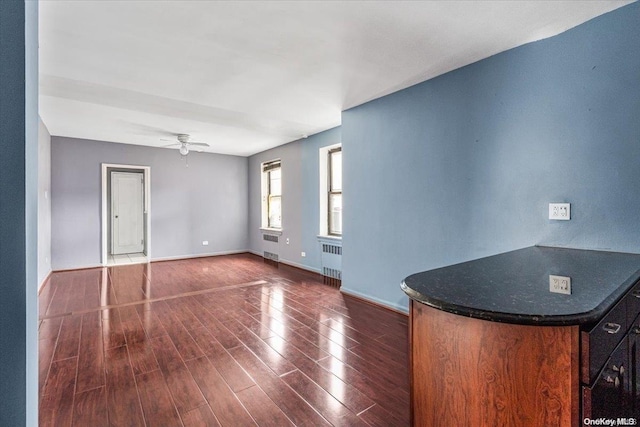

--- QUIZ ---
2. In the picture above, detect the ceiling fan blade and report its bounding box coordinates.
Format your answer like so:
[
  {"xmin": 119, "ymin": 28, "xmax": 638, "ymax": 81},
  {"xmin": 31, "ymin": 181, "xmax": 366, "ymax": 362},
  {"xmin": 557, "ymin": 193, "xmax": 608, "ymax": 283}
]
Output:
[
  {"xmin": 189, "ymin": 142, "xmax": 210, "ymax": 147},
  {"xmin": 160, "ymin": 138, "xmax": 174, "ymax": 142},
  {"xmin": 162, "ymin": 143, "xmax": 181, "ymax": 147}
]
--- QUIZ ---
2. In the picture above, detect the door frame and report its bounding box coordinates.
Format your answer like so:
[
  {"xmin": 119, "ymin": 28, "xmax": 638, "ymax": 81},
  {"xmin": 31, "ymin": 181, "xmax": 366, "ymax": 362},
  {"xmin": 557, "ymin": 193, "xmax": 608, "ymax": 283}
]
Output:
[{"xmin": 101, "ymin": 163, "xmax": 151, "ymax": 266}]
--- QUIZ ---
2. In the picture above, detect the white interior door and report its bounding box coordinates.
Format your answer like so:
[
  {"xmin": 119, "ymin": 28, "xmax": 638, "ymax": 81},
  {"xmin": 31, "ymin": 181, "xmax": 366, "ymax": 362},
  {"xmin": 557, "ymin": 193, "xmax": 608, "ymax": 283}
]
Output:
[{"xmin": 111, "ymin": 171, "xmax": 144, "ymax": 255}]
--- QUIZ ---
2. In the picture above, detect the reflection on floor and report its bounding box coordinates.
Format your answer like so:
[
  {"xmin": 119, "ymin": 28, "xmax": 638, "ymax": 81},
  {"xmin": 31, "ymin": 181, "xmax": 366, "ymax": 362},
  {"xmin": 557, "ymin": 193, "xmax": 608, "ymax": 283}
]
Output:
[
  {"xmin": 107, "ymin": 252, "xmax": 147, "ymax": 266},
  {"xmin": 38, "ymin": 253, "xmax": 409, "ymax": 426}
]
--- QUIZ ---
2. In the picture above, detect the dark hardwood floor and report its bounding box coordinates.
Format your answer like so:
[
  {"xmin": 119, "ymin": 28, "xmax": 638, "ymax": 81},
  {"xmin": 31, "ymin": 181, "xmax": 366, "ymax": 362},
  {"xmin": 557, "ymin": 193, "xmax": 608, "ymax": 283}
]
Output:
[{"xmin": 39, "ymin": 253, "xmax": 409, "ymax": 426}]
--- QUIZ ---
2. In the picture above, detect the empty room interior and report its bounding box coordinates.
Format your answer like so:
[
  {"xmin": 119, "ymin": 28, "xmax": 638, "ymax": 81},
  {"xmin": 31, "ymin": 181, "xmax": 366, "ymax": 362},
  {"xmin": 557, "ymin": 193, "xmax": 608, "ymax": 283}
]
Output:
[{"xmin": 3, "ymin": 1, "xmax": 640, "ymax": 426}]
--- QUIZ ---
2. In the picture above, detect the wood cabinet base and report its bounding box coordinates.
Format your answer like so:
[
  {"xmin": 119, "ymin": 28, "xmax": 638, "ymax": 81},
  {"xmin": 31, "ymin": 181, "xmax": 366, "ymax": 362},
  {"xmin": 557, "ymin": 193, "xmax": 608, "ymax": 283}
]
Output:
[{"xmin": 410, "ymin": 301, "xmax": 580, "ymax": 427}]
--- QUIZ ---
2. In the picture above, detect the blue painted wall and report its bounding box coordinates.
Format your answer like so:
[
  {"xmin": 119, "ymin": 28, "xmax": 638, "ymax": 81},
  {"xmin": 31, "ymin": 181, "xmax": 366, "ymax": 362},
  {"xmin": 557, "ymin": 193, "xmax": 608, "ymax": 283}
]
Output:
[
  {"xmin": 342, "ymin": 3, "xmax": 640, "ymax": 312},
  {"xmin": 248, "ymin": 127, "xmax": 341, "ymax": 271},
  {"xmin": 0, "ymin": 0, "xmax": 39, "ymax": 425}
]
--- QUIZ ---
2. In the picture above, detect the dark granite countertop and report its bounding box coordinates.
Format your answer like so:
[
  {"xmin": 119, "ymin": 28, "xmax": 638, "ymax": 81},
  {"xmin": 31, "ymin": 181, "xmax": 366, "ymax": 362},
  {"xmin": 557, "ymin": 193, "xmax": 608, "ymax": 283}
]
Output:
[{"xmin": 401, "ymin": 246, "xmax": 640, "ymax": 326}]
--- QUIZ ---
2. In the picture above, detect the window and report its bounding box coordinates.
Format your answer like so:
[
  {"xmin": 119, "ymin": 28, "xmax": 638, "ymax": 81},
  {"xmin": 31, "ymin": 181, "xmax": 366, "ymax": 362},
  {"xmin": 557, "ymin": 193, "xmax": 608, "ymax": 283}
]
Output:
[
  {"xmin": 262, "ymin": 160, "xmax": 282, "ymax": 229},
  {"xmin": 328, "ymin": 147, "xmax": 342, "ymax": 235}
]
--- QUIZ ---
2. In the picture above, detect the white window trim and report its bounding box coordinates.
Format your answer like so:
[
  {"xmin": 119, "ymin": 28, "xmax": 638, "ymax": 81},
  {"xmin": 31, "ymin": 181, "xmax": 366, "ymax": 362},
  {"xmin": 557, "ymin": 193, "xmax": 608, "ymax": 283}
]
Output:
[
  {"xmin": 261, "ymin": 159, "xmax": 282, "ymax": 230},
  {"xmin": 317, "ymin": 234, "xmax": 341, "ymax": 243},
  {"xmin": 319, "ymin": 143, "xmax": 341, "ymax": 239},
  {"xmin": 260, "ymin": 227, "xmax": 283, "ymax": 235}
]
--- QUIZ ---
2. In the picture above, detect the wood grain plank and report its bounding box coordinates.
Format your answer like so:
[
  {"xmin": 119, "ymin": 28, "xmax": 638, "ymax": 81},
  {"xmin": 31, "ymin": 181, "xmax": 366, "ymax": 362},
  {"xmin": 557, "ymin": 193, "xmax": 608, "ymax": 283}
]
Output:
[
  {"xmin": 281, "ymin": 369, "xmax": 367, "ymax": 427},
  {"xmin": 108, "ymin": 264, "xmax": 148, "ymax": 304},
  {"xmin": 264, "ymin": 335, "xmax": 374, "ymax": 414},
  {"xmin": 352, "ymin": 332, "xmax": 408, "ymax": 364},
  {"xmin": 235, "ymin": 385, "xmax": 295, "ymax": 427},
  {"xmin": 228, "ymin": 309, "xmax": 276, "ymax": 339},
  {"xmin": 82, "ymin": 270, "xmax": 103, "ymax": 310},
  {"xmin": 39, "ymin": 317, "xmax": 63, "ymax": 341},
  {"xmin": 312, "ymin": 319, "xmax": 360, "ymax": 349},
  {"xmin": 375, "ymin": 330, "xmax": 409, "ymax": 353},
  {"xmin": 52, "ymin": 315, "xmax": 82, "ymax": 361},
  {"xmin": 127, "ymin": 341, "xmax": 160, "ymax": 376},
  {"xmin": 188, "ymin": 326, "xmax": 255, "ymax": 392},
  {"xmin": 321, "ymin": 317, "xmax": 385, "ymax": 341},
  {"xmin": 40, "ymin": 357, "xmax": 78, "ymax": 427},
  {"xmin": 101, "ymin": 308, "xmax": 127, "ymax": 349},
  {"xmin": 166, "ymin": 298, "xmax": 206, "ymax": 330},
  {"xmin": 149, "ymin": 334, "xmax": 208, "ymax": 415},
  {"xmin": 227, "ymin": 345, "xmax": 331, "ymax": 427},
  {"xmin": 189, "ymin": 299, "xmax": 244, "ymax": 349},
  {"xmin": 358, "ymin": 403, "xmax": 406, "ymax": 427},
  {"xmin": 44, "ymin": 276, "xmax": 72, "ymax": 317},
  {"xmin": 317, "ymin": 356, "xmax": 409, "ymax": 423},
  {"xmin": 150, "ymin": 334, "xmax": 186, "ymax": 373},
  {"xmin": 223, "ymin": 318, "xmax": 296, "ymax": 376},
  {"xmin": 250, "ymin": 307, "xmax": 308, "ymax": 331},
  {"xmin": 76, "ymin": 311, "xmax": 105, "ymax": 393},
  {"xmin": 39, "ymin": 337, "xmax": 57, "ymax": 396},
  {"xmin": 181, "ymin": 405, "xmax": 221, "ymax": 427},
  {"xmin": 104, "ymin": 345, "xmax": 145, "ymax": 427},
  {"xmin": 185, "ymin": 356, "xmax": 257, "ymax": 426},
  {"xmin": 136, "ymin": 306, "xmax": 168, "ymax": 338},
  {"xmin": 38, "ymin": 275, "xmax": 56, "ymax": 315},
  {"xmin": 65, "ymin": 275, "xmax": 89, "ymax": 313},
  {"xmin": 136, "ymin": 369, "xmax": 183, "ymax": 426},
  {"xmin": 73, "ymin": 386, "xmax": 109, "ymax": 427},
  {"xmin": 153, "ymin": 301, "xmax": 205, "ymax": 361},
  {"xmin": 119, "ymin": 305, "xmax": 147, "ymax": 344}
]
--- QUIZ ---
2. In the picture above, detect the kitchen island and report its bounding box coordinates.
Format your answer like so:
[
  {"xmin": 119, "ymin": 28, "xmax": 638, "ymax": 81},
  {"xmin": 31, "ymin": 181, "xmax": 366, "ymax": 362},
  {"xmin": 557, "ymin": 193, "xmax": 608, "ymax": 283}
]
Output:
[{"xmin": 401, "ymin": 246, "xmax": 640, "ymax": 426}]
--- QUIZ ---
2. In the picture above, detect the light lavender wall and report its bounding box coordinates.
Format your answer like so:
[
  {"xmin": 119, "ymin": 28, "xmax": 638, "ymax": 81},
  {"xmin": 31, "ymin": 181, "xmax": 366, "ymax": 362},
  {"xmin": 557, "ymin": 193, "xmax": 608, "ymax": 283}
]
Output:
[
  {"xmin": 51, "ymin": 137, "xmax": 248, "ymax": 270},
  {"xmin": 248, "ymin": 127, "xmax": 341, "ymax": 272},
  {"xmin": 25, "ymin": 3, "xmax": 40, "ymax": 424},
  {"xmin": 38, "ymin": 118, "xmax": 51, "ymax": 287}
]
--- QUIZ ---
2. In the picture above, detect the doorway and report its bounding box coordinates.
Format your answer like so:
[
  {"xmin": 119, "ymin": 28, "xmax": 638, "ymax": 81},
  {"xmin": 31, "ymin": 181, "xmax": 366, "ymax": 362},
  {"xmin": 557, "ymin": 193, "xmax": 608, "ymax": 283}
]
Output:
[{"xmin": 101, "ymin": 164, "xmax": 150, "ymax": 266}]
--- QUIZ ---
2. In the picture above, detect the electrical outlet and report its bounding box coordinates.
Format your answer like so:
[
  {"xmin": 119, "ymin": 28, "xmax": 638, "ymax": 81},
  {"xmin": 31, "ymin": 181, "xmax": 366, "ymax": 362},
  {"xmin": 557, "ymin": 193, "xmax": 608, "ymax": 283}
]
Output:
[
  {"xmin": 549, "ymin": 203, "xmax": 571, "ymax": 220},
  {"xmin": 301, "ymin": 252, "xmax": 306, "ymax": 257},
  {"xmin": 549, "ymin": 275, "xmax": 571, "ymax": 295},
  {"xmin": 286, "ymin": 238, "xmax": 290, "ymax": 245},
  {"xmin": 202, "ymin": 240, "xmax": 209, "ymax": 246}
]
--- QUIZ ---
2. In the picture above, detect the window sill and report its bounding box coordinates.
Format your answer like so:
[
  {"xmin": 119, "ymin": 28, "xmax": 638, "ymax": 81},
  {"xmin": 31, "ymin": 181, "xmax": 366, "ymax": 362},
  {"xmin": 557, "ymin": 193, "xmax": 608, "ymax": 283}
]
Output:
[
  {"xmin": 261, "ymin": 228, "xmax": 283, "ymax": 236},
  {"xmin": 317, "ymin": 235, "xmax": 342, "ymax": 243}
]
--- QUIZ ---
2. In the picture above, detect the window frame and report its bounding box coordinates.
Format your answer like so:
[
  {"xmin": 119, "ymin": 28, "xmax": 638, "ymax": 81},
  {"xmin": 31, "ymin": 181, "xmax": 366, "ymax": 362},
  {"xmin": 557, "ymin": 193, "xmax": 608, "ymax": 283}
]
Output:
[
  {"xmin": 262, "ymin": 159, "xmax": 282, "ymax": 230},
  {"xmin": 327, "ymin": 147, "xmax": 342, "ymax": 236}
]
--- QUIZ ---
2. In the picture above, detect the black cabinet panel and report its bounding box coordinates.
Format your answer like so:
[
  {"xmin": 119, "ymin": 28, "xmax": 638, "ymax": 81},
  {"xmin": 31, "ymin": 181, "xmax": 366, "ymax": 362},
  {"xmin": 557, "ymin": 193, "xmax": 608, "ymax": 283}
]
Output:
[{"xmin": 584, "ymin": 338, "xmax": 632, "ymax": 419}]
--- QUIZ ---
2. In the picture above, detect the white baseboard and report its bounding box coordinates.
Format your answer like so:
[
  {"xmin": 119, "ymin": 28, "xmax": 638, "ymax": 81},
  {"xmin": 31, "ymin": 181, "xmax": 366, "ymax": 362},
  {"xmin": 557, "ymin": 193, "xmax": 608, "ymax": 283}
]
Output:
[
  {"xmin": 279, "ymin": 258, "xmax": 322, "ymax": 274},
  {"xmin": 340, "ymin": 287, "xmax": 410, "ymax": 314},
  {"xmin": 52, "ymin": 263, "xmax": 104, "ymax": 272},
  {"xmin": 52, "ymin": 250, "xmax": 250, "ymax": 271},
  {"xmin": 248, "ymin": 250, "xmax": 322, "ymax": 274},
  {"xmin": 150, "ymin": 249, "xmax": 248, "ymax": 262}
]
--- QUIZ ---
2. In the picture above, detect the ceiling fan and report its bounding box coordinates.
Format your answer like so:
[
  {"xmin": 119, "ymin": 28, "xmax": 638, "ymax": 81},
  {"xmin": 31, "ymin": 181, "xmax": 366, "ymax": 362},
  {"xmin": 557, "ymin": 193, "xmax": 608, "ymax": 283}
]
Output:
[{"xmin": 162, "ymin": 134, "xmax": 210, "ymax": 156}]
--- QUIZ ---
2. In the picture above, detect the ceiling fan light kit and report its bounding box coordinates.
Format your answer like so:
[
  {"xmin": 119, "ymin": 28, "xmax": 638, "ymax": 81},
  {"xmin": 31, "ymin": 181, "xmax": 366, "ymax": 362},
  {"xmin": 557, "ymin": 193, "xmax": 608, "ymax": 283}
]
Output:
[{"xmin": 161, "ymin": 133, "xmax": 211, "ymax": 160}]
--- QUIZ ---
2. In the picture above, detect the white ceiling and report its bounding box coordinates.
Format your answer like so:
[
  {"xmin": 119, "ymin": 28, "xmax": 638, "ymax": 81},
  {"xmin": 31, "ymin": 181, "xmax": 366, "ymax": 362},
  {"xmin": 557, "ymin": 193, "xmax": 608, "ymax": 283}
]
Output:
[{"xmin": 39, "ymin": 1, "xmax": 631, "ymax": 157}]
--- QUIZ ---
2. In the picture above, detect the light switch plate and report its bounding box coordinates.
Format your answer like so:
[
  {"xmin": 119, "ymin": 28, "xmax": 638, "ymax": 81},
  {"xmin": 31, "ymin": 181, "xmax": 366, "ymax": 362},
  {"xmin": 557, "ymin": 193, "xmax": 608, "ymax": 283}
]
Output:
[{"xmin": 549, "ymin": 275, "xmax": 571, "ymax": 295}]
